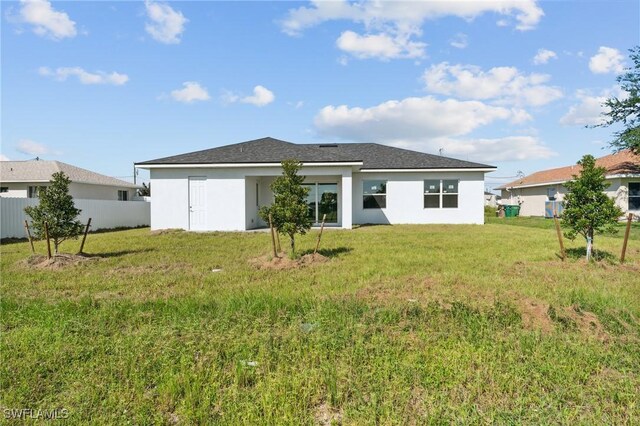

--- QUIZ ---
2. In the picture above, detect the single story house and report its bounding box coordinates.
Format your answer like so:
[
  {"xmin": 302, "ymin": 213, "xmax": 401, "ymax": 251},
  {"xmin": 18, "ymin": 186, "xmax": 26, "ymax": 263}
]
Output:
[
  {"xmin": 135, "ymin": 137, "xmax": 495, "ymax": 231},
  {"xmin": 0, "ymin": 159, "xmax": 140, "ymax": 200},
  {"xmin": 496, "ymin": 150, "xmax": 640, "ymax": 217}
]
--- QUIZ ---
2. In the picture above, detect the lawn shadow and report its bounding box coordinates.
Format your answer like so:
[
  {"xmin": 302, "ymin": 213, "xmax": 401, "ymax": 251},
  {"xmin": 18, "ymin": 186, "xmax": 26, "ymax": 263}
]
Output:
[
  {"xmin": 300, "ymin": 247, "xmax": 352, "ymax": 258},
  {"xmin": 82, "ymin": 248, "xmax": 156, "ymax": 258},
  {"xmin": 565, "ymin": 247, "xmax": 617, "ymax": 262},
  {"xmin": 353, "ymin": 223, "xmax": 392, "ymax": 228}
]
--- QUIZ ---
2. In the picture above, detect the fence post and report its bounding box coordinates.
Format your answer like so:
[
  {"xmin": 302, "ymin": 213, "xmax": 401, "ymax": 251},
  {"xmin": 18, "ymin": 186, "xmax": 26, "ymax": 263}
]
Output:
[
  {"xmin": 553, "ymin": 210, "xmax": 566, "ymax": 261},
  {"xmin": 24, "ymin": 220, "xmax": 35, "ymax": 254},
  {"xmin": 78, "ymin": 218, "xmax": 92, "ymax": 254},
  {"xmin": 620, "ymin": 213, "xmax": 633, "ymax": 263},
  {"xmin": 44, "ymin": 221, "xmax": 52, "ymax": 259}
]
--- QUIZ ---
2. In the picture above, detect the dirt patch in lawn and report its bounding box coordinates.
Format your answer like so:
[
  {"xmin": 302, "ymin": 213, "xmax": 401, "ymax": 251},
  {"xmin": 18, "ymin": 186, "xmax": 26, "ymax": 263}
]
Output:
[
  {"xmin": 563, "ymin": 306, "xmax": 609, "ymax": 341},
  {"xmin": 515, "ymin": 296, "xmax": 608, "ymax": 339},
  {"xmin": 517, "ymin": 298, "xmax": 554, "ymax": 334},
  {"xmin": 314, "ymin": 402, "xmax": 342, "ymax": 426},
  {"xmin": 20, "ymin": 254, "xmax": 98, "ymax": 270},
  {"xmin": 249, "ymin": 253, "xmax": 329, "ymax": 270}
]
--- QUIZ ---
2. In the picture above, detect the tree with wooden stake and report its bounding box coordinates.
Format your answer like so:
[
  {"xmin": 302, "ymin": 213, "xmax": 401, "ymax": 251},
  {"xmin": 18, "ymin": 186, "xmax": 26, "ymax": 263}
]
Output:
[
  {"xmin": 259, "ymin": 160, "xmax": 312, "ymax": 258},
  {"xmin": 24, "ymin": 171, "xmax": 84, "ymax": 255},
  {"xmin": 562, "ymin": 155, "xmax": 623, "ymax": 261}
]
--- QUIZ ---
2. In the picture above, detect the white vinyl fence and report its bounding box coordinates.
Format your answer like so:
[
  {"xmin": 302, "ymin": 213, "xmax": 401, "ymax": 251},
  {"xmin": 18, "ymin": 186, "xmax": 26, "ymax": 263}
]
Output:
[{"xmin": 1, "ymin": 198, "xmax": 150, "ymax": 239}]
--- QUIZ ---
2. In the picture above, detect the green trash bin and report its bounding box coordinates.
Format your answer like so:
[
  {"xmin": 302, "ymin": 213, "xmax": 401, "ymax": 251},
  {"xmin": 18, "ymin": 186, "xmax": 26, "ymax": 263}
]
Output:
[{"xmin": 504, "ymin": 205, "xmax": 521, "ymax": 217}]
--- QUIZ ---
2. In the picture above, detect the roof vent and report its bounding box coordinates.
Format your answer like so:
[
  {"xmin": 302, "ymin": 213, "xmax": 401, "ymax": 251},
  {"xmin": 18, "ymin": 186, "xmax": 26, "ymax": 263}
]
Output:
[{"xmin": 318, "ymin": 144, "xmax": 338, "ymax": 148}]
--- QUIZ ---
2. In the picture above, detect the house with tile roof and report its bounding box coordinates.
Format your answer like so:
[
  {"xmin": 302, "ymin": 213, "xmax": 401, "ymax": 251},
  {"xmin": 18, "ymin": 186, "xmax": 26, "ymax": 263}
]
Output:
[
  {"xmin": 496, "ymin": 150, "xmax": 640, "ymax": 217},
  {"xmin": 0, "ymin": 159, "xmax": 140, "ymax": 201},
  {"xmin": 135, "ymin": 137, "xmax": 496, "ymax": 231}
]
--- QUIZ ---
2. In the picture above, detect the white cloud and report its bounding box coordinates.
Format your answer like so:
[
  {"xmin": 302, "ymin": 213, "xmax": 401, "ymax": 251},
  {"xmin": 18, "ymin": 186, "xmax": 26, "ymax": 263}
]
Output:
[
  {"xmin": 392, "ymin": 136, "xmax": 555, "ymax": 162},
  {"xmin": 589, "ymin": 46, "xmax": 625, "ymax": 74},
  {"xmin": 559, "ymin": 87, "xmax": 623, "ymax": 126},
  {"xmin": 0, "ymin": 154, "xmax": 10, "ymax": 161},
  {"xmin": 281, "ymin": 0, "xmax": 543, "ymax": 35},
  {"xmin": 145, "ymin": 0, "xmax": 188, "ymax": 44},
  {"xmin": 314, "ymin": 96, "xmax": 525, "ymax": 141},
  {"xmin": 422, "ymin": 62, "xmax": 563, "ymax": 106},
  {"xmin": 16, "ymin": 139, "xmax": 50, "ymax": 156},
  {"xmin": 313, "ymin": 95, "xmax": 553, "ymax": 162},
  {"xmin": 18, "ymin": 0, "xmax": 76, "ymax": 40},
  {"xmin": 223, "ymin": 85, "xmax": 275, "ymax": 107},
  {"xmin": 336, "ymin": 31, "xmax": 425, "ymax": 60},
  {"xmin": 533, "ymin": 48, "xmax": 557, "ymax": 65},
  {"xmin": 241, "ymin": 85, "xmax": 275, "ymax": 106},
  {"xmin": 39, "ymin": 66, "xmax": 129, "ymax": 85},
  {"xmin": 281, "ymin": 1, "xmax": 542, "ymax": 60},
  {"xmin": 450, "ymin": 33, "xmax": 468, "ymax": 49},
  {"xmin": 170, "ymin": 82, "xmax": 210, "ymax": 103}
]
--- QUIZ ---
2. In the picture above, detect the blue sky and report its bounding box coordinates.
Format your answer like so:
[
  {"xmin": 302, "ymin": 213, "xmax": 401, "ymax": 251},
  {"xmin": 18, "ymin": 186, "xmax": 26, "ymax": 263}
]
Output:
[{"xmin": 1, "ymin": 0, "xmax": 637, "ymax": 190}]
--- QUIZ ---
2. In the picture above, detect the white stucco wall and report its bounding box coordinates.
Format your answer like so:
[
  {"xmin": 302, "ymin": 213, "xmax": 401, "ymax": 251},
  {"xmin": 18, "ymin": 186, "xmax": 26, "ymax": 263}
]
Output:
[
  {"xmin": 352, "ymin": 171, "xmax": 486, "ymax": 225},
  {"xmin": 147, "ymin": 167, "xmax": 488, "ymax": 230},
  {"xmin": 0, "ymin": 182, "xmax": 134, "ymax": 200},
  {"xmin": 149, "ymin": 168, "xmax": 246, "ymax": 231}
]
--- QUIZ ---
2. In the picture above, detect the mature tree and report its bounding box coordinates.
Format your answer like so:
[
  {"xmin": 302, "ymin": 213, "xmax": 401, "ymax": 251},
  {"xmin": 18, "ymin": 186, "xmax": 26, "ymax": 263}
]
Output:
[
  {"xmin": 259, "ymin": 160, "xmax": 312, "ymax": 257},
  {"xmin": 595, "ymin": 46, "xmax": 640, "ymax": 154},
  {"xmin": 24, "ymin": 171, "xmax": 84, "ymax": 254},
  {"xmin": 562, "ymin": 155, "xmax": 623, "ymax": 260}
]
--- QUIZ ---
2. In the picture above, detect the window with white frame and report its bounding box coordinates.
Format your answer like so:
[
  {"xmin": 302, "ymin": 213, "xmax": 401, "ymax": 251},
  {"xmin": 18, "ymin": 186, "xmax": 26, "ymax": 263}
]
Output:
[
  {"xmin": 118, "ymin": 190, "xmax": 128, "ymax": 201},
  {"xmin": 547, "ymin": 187, "xmax": 557, "ymax": 200},
  {"xmin": 363, "ymin": 180, "xmax": 386, "ymax": 209},
  {"xmin": 28, "ymin": 186, "xmax": 46, "ymax": 198},
  {"xmin": 424, "ymin": 180, "xmax": 458, "ymax": 208},
  {"xmin": 629, "ymin": 182, "xmax": 640, "ymax": 211}
]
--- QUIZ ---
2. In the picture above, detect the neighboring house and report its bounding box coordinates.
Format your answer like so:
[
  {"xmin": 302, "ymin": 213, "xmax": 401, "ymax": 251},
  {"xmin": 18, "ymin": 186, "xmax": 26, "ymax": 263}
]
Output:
[
  {"xmin": 496, "ymin": 150, "xmax": 640, "ymax": 217},
  {"xmin": 484, "ymin": 191, "xmax": 500, "ymax": 208},
  {"xmin": 135, "ymin": 137, "xmax": 495, "ymax": 231},
  {"xmin": 0, "ymin": 159, "xmax": 140, "ymax": 200}
]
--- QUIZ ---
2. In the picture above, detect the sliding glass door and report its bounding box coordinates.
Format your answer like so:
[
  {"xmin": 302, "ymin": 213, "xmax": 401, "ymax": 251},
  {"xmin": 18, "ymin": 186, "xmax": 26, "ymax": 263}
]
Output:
[{"xmin": 303, "ymin": 183, "xmax": 338, "ymax": 224}]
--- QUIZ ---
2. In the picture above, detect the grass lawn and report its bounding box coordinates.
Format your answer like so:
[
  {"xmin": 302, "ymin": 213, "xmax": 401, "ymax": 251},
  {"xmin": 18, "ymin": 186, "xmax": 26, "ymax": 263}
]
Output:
[{"xmin": 1, "ymin": 222, "xmax": 639, "ymax": 424}]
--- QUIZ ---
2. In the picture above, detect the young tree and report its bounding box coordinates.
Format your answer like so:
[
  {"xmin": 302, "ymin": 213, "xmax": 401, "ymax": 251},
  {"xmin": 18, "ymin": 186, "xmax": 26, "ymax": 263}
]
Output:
[
  {"xmin": 595, "ymin": 46, "xmax": 640, "ymax": 154},
  {"xmin": 24, "ymin": 171, "xmax": 84, "ymax": 254},
  {"xmin": 259, "ymin": 160, "xmax": 312, "ymax": 257},
  {"xmin": 562, "ymin": 155, "xmax": 623, "ymax": 260}
]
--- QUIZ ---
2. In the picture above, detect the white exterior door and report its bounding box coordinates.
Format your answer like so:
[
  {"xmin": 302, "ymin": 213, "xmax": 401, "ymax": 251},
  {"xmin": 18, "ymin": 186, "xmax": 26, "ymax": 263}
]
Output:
[{"xmin": 188, "ymin": 177, "xmax": 207, "ymax": 230}]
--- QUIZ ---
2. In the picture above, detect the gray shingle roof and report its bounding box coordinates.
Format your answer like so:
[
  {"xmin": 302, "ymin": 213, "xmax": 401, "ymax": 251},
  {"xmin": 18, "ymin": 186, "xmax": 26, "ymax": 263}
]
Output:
[
  {"xmin": 0, "ymin": 160, "xmax": 140, "ymax": 188},
  {"xmin": 136, "ymin": 137, "xmax": 494, "ymax": 169}
]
